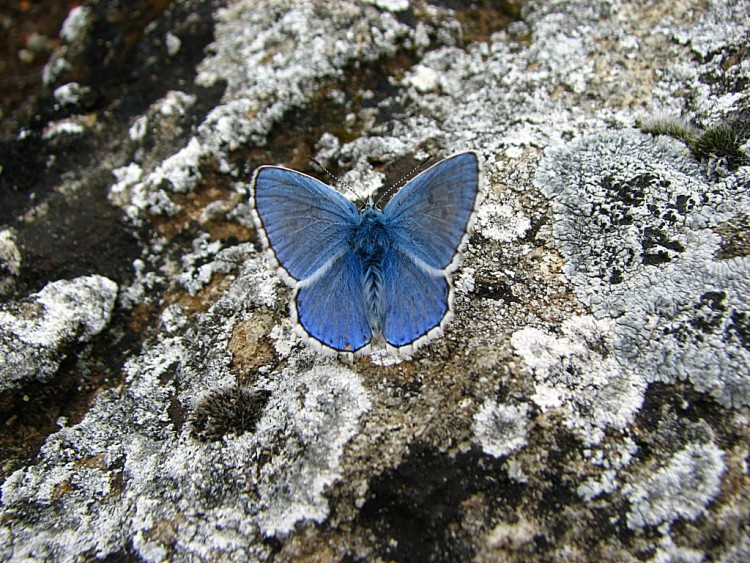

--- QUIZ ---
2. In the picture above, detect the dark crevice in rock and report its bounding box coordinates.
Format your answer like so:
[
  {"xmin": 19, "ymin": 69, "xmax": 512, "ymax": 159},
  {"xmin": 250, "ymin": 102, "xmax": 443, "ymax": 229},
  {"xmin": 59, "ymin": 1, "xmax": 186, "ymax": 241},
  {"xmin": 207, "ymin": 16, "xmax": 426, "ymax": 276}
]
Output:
[{"xmin": 358, "ymin": 442, "xmax": 522, "ymax": 561}]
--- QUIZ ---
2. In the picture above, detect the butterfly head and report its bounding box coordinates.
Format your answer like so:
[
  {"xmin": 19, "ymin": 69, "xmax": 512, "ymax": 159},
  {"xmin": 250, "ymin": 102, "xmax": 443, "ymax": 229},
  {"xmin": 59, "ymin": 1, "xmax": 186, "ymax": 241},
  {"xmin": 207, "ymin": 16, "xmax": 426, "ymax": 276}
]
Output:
[
  {"xmin": 360, "ymin": 195, "xmax": 381, "ymax": 212},
  {"xmin": 353, "ymin": 205, "xmax": 389, "ymax": 258}
]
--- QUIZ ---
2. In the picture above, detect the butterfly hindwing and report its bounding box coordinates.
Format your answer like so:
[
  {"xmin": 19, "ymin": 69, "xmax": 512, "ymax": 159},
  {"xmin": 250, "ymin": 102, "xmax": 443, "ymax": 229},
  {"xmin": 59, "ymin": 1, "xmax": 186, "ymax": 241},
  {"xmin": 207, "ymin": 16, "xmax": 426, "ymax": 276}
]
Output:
[
  {"xmin": 251, "ymin": 166, "xmax": 360, "ymax": 283},
  {"xmin": 294, "ymin": 251, "xmax": 372, "ymax": 353},
  {"xmin": 384, "ymin": 152, "xmax": 481, "ymax": 271},
  {"xmin": 381, "ymin": 248, "xmax": 450, "ymax": 349}
]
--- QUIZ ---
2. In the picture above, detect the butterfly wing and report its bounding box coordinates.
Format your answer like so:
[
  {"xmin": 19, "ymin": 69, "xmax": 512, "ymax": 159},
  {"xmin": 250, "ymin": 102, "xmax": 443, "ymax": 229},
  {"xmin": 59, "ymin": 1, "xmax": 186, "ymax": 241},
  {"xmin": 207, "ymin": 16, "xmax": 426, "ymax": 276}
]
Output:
[
  {"xmin": 380, "ymin": 152, "xmax": 482, "ymax": 352},
  {"xmin": 251, "ymin": 165, "xmax": 372, "ymax": 353},
  {"xmin": 384, "ymin": 151, "xmax": 481, "ymax": 271},
  {"xmin": 294, "ymin": 252, "xmax": 371, "ymax": 353},
  {"xmin": 381, "ymin": 248, "xmax": 451, "ymax": 350},
  {"xmin": 250, "ymin": 166, "xmax": 360, "ymax": 283}
]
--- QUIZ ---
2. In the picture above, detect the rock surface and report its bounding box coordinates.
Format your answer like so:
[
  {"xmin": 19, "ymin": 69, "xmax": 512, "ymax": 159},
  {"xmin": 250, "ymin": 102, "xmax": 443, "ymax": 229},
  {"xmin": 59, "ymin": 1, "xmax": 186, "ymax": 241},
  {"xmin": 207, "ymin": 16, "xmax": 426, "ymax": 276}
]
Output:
[
  {"xmin": 0, "ymin": 275, "xmax": 118, "ymax": 393},
  {"xmin": 0, "ymin": 0, "xmax": 748, "ymax": 561}
]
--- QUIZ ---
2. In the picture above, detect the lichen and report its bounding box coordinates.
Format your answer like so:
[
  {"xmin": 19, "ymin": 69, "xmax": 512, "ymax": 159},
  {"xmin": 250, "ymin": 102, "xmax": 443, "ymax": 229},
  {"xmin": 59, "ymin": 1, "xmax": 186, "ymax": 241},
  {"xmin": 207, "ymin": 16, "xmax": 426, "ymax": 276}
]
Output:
[
  {"xmin": 1, "ymin": 330, "xmax": 370, "ymax": 558},
  {"xmin": 473, "ymin": 401, "xmax": 530, "ymax": 457},
  {"xmin": 59, "ymin": 5, "xmax": 90, "ymax": 45},
  {"xmin": 256, "ymin": 364, "xmax": 372, "ymax": 535},
  {"xmin": 624, "ymin": 442, "xmax": 726, "ymax": 529},
  {"xmin": 0, "ymin": 275, "xmax": 118, "ymax": 392},
  {"xmin": 535, "ymin": 129, "xmax": 750, "ymax": 408},
  {"xmin": 0, "ymin": 227, "xmax": 21, "ymax": 296},
  {"xmin": 510, "ymin": 316, "xmax": 647, "ymax": 445}
]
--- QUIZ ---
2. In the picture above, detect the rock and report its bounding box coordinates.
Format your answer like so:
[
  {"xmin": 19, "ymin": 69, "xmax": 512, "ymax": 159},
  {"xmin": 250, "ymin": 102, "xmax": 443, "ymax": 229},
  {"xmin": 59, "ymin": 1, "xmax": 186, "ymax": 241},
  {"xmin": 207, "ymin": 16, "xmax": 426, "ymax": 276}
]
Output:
[
  {"xmin": 0, "ymin": 0, "xmax": 748, "ymax": 560},
  {"xmin": 0, "ymin": 275, "xmax": 118, "ymax": 393}
]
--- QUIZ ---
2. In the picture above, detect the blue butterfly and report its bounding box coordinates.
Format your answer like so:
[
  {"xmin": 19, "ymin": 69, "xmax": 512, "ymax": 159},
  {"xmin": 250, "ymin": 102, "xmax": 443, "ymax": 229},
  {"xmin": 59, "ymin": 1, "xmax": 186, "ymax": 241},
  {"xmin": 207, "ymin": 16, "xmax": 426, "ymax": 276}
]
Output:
[{"xmin": 250, "ymin": 151, "xmax": 482, "ymax": 356}]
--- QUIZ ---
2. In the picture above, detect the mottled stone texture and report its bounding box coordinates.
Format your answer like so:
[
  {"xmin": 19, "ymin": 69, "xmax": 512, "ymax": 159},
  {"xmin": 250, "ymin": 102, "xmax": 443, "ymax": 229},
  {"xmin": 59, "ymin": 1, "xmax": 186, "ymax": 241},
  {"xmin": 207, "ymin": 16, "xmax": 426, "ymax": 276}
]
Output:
[{"xmin": 1, "ymin": 0, "xmax": 748, "ymax": 561}]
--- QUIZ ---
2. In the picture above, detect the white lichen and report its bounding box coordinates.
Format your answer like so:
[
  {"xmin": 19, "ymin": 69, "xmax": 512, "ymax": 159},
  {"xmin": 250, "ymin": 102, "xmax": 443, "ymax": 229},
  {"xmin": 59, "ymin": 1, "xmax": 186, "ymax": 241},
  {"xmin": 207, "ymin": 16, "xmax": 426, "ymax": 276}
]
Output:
[
  {"xmin": 129, "ymin": 116, "xmax": 148, "ymax": 141},
  {"xmin": 256, "ymin": 364, "xmax": 371, "ymax": 535},
  {"xmin": 165, "ymin": 32, "xmax": 182, "ymax": 57},
  {"xmin": 59, "ymin": 5, "xmax": 90, "ymax": 44},
  {"xmin": 52, "ymin": 82, "xmax": 88, "ymax": 106},
  {"xmin": 473, "ymin": 401, "xmax": 530, "ymax": 457},
  {"xmin": 535, "ymin": 130, "xmax": 750, "ymax": 408},
  {"xmin": 0, "ymin": 228, "xmax": 22, "ymax": 296},
  {"xmin": 577, "ymin": 437, "xmax": 638, "ymax": 502},
  {"xmin": 0, "ymin": 275, "xmax": 118, "ymax": 392},
  {"xmin": 42, "ymin": 119, "xmax": 86, "ymax": 139},
  {"xmin": 1, "ymin": 322, "xmax": 370, "ymax": 559},
  {"xmin": 476, "ymin": 200, "xmax": 531, "ymax": 243},
  {"xmin": 511, "ymin": 316, "xmax": 646, "ymax": 445},
  {"xmin": 624, "ymin": 442, "xmax": 725, "ymax": 529}
]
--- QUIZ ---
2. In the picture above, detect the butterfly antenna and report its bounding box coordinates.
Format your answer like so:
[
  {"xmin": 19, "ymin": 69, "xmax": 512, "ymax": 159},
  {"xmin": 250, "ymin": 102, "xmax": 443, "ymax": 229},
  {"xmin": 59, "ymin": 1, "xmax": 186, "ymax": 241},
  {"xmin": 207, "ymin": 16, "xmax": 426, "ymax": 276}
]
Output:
[
  {"xmin": 308, "ymin": 156, "xmax": 363, "ymax": 204},
  {"xmin": 375, "ymin": 155, "xmax": 434, "ymax": 207}
]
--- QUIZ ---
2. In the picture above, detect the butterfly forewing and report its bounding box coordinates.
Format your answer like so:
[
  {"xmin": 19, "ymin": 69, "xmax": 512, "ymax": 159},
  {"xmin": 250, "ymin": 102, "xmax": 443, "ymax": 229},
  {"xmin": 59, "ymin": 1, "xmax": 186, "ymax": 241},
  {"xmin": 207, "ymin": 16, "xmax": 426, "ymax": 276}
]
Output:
[
  {"xmin": 251, "ymin": 166, "xmax": 360, "ymax": 282},
  {"xmin": 384, "ymin": 152, "xmax": 481, "ymax": 271}
]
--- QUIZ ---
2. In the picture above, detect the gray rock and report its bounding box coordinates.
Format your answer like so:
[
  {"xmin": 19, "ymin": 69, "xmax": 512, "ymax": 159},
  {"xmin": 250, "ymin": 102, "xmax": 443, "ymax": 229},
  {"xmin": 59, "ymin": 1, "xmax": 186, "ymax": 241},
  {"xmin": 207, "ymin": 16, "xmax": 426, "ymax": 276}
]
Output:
[
  {"xmin": 0, "ymin": 275, "xmax": 118, "ymax": 392},
  {"xmin": 1, "ymin": 0, "xmax": 748, "ymax": 560}
]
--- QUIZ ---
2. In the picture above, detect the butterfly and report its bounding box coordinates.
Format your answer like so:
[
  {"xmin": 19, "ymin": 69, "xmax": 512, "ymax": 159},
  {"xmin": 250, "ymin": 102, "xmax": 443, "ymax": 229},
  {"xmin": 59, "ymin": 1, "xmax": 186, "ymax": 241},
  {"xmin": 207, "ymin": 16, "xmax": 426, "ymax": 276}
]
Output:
[{"xmin": 250, "ymin": 151, "xmax": 482, "ymax": 356}]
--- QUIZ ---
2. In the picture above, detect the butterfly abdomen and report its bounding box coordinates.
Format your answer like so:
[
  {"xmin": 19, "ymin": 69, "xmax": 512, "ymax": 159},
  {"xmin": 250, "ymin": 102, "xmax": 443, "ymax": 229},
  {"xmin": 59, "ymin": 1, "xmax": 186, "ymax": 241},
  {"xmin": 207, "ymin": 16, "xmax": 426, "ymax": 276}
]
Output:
[
  {"xmin": 354, "ymin": 208, "xmax": 390, "ymax": 338},
  {"xmin": 363, "ymin": 262, "xmax": 385, "ymax": 337}
]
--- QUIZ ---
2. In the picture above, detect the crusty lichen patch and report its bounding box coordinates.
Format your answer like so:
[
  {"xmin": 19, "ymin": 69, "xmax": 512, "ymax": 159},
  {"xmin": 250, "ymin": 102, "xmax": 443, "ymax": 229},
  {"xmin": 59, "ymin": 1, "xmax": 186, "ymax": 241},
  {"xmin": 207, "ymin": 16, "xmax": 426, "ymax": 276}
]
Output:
[
  {"xmin": 624, "ymin": 441, "xmax": 725, "ymax": 530},
  {"xmin": 0, "ymin": 275, "xmax": 118, "ymax": 392},
  {"xmin": 535, "ymin": 129, "xmax": 750, "ymax": 408},
  {"xmin": 510, "ymin": 315, "xmax": 647, "ymax": 446}
]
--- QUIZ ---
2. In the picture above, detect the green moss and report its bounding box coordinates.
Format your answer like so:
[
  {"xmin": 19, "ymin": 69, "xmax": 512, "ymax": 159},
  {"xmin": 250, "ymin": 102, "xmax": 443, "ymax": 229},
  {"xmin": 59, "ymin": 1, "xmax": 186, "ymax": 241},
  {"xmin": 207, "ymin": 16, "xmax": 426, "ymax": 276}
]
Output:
[
  {"xmin": 641, "ymin": 113, "xmax": 750, "ymax": 171},
  {"xmin": 639, "ymin": 116, "xmax": 700, "ymax": 146},
  {"xmin": 692, "ymin": 116, "xmax": 750, "ymax": 170}
]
